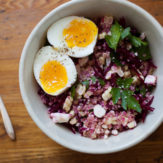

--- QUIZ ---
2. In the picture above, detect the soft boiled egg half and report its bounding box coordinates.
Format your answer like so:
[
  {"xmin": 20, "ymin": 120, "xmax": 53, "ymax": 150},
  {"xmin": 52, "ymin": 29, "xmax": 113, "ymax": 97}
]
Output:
[
  {"xmin": 47, "ymin": 16, "xmax": 98, "ymax": 58},
  {"xmin": 33, "ymin": 46, "xmax": 77, "ymax": 96}
]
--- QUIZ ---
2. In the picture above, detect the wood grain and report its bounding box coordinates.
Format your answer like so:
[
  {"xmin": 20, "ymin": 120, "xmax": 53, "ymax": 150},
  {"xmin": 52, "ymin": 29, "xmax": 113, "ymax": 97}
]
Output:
[{"xmin": 0, "ymin": 0, "xmax": 163, "ymax": 162}]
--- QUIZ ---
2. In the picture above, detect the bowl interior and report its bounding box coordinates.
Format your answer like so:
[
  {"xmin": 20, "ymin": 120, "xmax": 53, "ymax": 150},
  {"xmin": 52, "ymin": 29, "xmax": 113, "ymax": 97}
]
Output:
[{"xmin": 20, "ymin": 0, "xmax": 163, "ymax": 153}]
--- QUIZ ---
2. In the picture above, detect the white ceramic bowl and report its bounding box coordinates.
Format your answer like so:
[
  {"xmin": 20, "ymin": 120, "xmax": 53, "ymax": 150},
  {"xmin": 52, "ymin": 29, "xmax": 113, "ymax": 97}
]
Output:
[{"xmin": 19, "ymin": 0, "xmax": 163, "ymax": 154}]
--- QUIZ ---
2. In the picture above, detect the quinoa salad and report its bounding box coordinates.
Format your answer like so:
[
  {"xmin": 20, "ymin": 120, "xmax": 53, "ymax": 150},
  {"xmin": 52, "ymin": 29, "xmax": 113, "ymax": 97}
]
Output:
[{"xmin": 37, "ymin": 16, "xmax": 157, "ymax": 139}]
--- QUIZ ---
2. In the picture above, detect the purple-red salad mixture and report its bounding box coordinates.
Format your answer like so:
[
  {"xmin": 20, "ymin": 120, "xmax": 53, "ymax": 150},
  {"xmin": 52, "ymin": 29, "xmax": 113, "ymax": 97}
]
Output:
[{"xmin": 38, "ymin": 16, "xmax": 157, "ymax": 139}]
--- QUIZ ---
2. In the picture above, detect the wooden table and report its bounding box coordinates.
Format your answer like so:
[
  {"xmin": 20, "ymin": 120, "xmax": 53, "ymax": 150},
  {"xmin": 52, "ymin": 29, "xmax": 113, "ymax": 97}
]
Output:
[{"xmin": 0, "ymin": 0, "xmax": 163, "ymax": 162}]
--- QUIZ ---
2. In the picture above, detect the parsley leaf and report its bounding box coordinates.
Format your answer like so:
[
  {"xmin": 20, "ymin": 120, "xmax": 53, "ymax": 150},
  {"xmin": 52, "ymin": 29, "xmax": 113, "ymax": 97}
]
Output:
[
  {"xmin": 90, "ymin": 77, "xmax": 105, "ymax": 86},
  {"xmin": 112, "ymin": 78, "xmax": 142, "ymax": 113},
  {"xmin": 90, "ymin": 76, "xmax": 97, "ymax": 83},
  {"xmin": 140, "ymin": 86, "xmax": 146, "ymax": 97},
  {"xmin": 71, "ymin": 85, "xmax": 76, "ymax": 99},
  {"xmin": 121, "ymin": 90, "xmax": 129, "ymax": 110},
  {"xmin": 111, "ymin": 88, "xmax": 121, "ymax": 104},
  {"xmin": 121, "ymin": 90, "xmax": 134, "ymax": 110},
  {"xmin": 82, "ymin": 80, "xmax": 89, "ymax": 89},
  {"xmin": 121, "ymin": 27, "xmax": 131, "ymax": 40},
  {"xmin": 121, "ymin": 90, "xmax": 141, "ymax": 112},
  {"xmin": 98, "ymin": 78, "xmax": 105, "ymax": 86},
  {"xmin": 137, "ymin": 45, "xmax": 152, "ymax": 61},
  {"xmin": 130, "ymin": 35, "xmax": 148, "ymax": 48},
  {"xmin": 117, "ymin": 78, "xmax": 133, "ymax": 89},
  {"xmin": 127, "ymin": 96, "xmax": 142, "ymax": 113},
  {"xmin": 123, "ymin": 78, "xmax": 134, "ymax": 89},
  {"xmin": 116, "ymin": 78, "xmax": 123, "ymax": 87},
  {"xmin": 105, "ymin": 21, "xmax": 122, "ymax": 51},
  {"xmin": 110, "ymin": 52, "xmax": 122, "ymax": 66}
]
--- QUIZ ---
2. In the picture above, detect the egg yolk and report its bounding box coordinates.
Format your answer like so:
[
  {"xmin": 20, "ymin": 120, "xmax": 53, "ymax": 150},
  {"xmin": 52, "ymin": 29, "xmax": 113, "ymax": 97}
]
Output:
[
  {"xmin": 40, "ymin": 60, "xmax": 68, "ymax": 94},
  {"xmin": 63, "ymin": 18, "xmax": 98, "ymax": 48}
]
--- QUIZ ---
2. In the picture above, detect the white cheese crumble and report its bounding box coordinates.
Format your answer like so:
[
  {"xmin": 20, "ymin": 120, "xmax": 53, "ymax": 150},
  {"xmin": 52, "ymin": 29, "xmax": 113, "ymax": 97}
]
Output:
[
  {"xmin": 127, "ymin": 121, "xmax": 137, "ymax": 129},
  {"xmin": 93, "ymin": 104, "xmax": 106, "ymax": 118},
  {"xmin": 144, "ymin": 75, "xmax": 157, "ymax": 85},
  {"xmin": 51, "ymin": 113, "xmax": 70, "ymax": 123}
]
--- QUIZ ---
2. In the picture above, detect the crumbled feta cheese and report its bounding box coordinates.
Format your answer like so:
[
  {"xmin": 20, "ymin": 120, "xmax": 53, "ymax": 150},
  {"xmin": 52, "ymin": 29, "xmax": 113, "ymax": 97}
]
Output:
[
  {"xmin": 132, "ymin": 76, "xmax": 140, "ymax": 85},
  {"xmin": 69, "ymin": 110, "xmax": 75, "ymax": 117},
  {"xmin": 127, "ymin": 121, "xmax": 137, "ymax": 129},
  {"xmin": 63, "ymin": 96, "xmax": 73, "ymax": 112},
  {"xmin": 76, "ymin": 84, "xmax": 86, "ymax": 96},
  {"xmin": 70, "ymin": 117, "xmax": 77, "ymax": 125},
  {"xmin": 79, "ymin": 111, "xmax": 85, "ymax": 117},
  {"xmin": 116, "ymin": 67, "xmax": 124, "ymax": 77},
  {"xmin": 106, "ymin": 117, "xmax": 117, "ymax": 125},
  {"xmin": 134, "ymin": 52, "xmax": 138, "ymax": 56},
  {"xmin": 124, "ymin": 71, "xmax": 131, "ymax": 78},
  {"xmin": 105, "ymin": 130, "xmax": 110, "ymax": 135},
  {"xmin": 111, "ymin": 129, "xmax": 118, "ymax": 136},
  {"xmin": 140, "ymin": 32, "xmax": 146, "ymax": 40},
  {"xmin": 102, "ymin": 86, "xmax": 112, "ymax": 101},
  {"xmin": 76, "ymin": 123, "xmax": 80, "ymax": 127},
  {"xmin": 104, "ymin": 135, "xmax": 108, "ymax": 139},
  {"xmin": 137, "ymin": 69, "xmax": 144, "ymax": 80},
  {"xmin": 111, "ymin": 65, "xmax": 124, "ymax": 77},
  {"xmin": 122, "ymin": 117, "xmax": 129, "ymax": 126},
  {"xmin": 84, "ymin": 91, "xmax": 93, "ymax": 98},
  {"xmin": 95, "ymin": 128, "xmax": 101, "ymax": 134},
  {"xmin": 105, "ymin": 70, "xmax": 113, "ymax": 79},
  {"xmin": 98, "ymin": 32, "xmax": 107, "ymax": 39},
  {"xmin": 105, "ymin": 57, "xmax": 111, "ymax": 67},
  {"xmin": 93, "ymin": 104, "xmax": 106, "ymax": 118},
  {"xmin": 144, "ymin": 75, "xmax": 157, "ymax": 85},
  {"xmin": 91, "ymin": 132, "xmax": 97, "ymax": 139},
  {"xmin": 102, "ymin": 124, "xmax": 108, "ymax": 129},
  {"xmin": 51, "ymin": 113, "xmax": 70, "ymax": 123},
  {"xmin": 99, "ymin": 56, "xmax": 106, "ymax": 66},
  {"xmin": 105, "ymin": 66, "xmax": 124, "ymax": 79}
]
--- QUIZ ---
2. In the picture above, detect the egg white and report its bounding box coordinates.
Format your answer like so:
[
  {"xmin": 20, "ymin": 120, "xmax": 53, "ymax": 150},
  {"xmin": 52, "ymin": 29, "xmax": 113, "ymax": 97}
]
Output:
[
  {"xmin": 47, "ymin": 16, "xmax": 98, "ymax": 58},
  {"xmin": 33, "ymin": 46, "xmax": 77, "ymax": 96}
]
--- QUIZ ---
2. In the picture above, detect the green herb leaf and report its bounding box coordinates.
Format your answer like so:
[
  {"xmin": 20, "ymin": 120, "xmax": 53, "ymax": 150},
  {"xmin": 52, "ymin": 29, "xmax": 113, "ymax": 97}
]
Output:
[
  {"xmin": 137, "ymin": 45, "xmax": 152, "ymax": 61},
  {"xmin": 98, "ymin": 78, "xmax": 105, "ymax": 86},
  {"xmin": 116, "ymin": 78, "xmax": 123, "ymax": 87},
  {"xmin": 117, "ymin": 78, "xmax": 133, "ymax": 89},
  {"xmin": 135, "ymin": 87, "xmax": 140, "ymax": 93},
  {"xmin": 82, "ymin": 80, "xmax": 90, "ymax": 89},
  {"xmin": 105, "ymin": 21, "xmax": 122, "ymax": 51},
  {"xmin": 121, "ymin": 90, "xmax": 129, "ymax": 110},
  {"xmin": 111, "ymin": 88, "xmax": 121, "ymax": 104},
  {"xmin": 121, "ymin": 27, "xmax": 131, "ymax": 40},
  {"xmin": 127, "ymin": 96, "xmax": 142, "ymax": 113},
  {"xmin": 126, "ymin": 89, "xmax": 134, "ymax": 96},
  {"xmin": 90, "ymin": 76, "xmax": 97, "ymax": 83},
  {"xmin": 122, "ymin": 90, "xmax": 141, "ymax": 112},
  {"xmin": 110, "ymin": 52, "xmax": 122, "ymax": 66},
  {"xmin": 123, "ymin": 78, "xmax": 134, "ymax": 89},
  {"xmin": 140, "ymin": 87, "xmax": 146, "ymax": 97},
  {"xmin": 130, "ymin": 35, "xmax": 148, "ymax": 48},
  {"xmin": 71, "ymin": 85, "xmax": 76, "ymax": 99},
  {"xmin": 112, "ymin": 77, "xmax": 142, "ymax": 113}
]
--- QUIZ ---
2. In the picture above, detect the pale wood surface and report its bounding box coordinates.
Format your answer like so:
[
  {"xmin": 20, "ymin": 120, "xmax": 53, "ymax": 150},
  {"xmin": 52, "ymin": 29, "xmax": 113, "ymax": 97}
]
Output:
[{"xmin": 0, "ymin": 0, "xmax": 163, "ymax": 162}]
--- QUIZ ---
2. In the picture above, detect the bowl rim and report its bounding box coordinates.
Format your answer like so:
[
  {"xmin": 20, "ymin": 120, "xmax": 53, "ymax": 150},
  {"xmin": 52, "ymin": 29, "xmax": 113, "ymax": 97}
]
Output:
[{"xmin": 19, "ymin": 0, "xmax": 163, "ymax": 154}]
